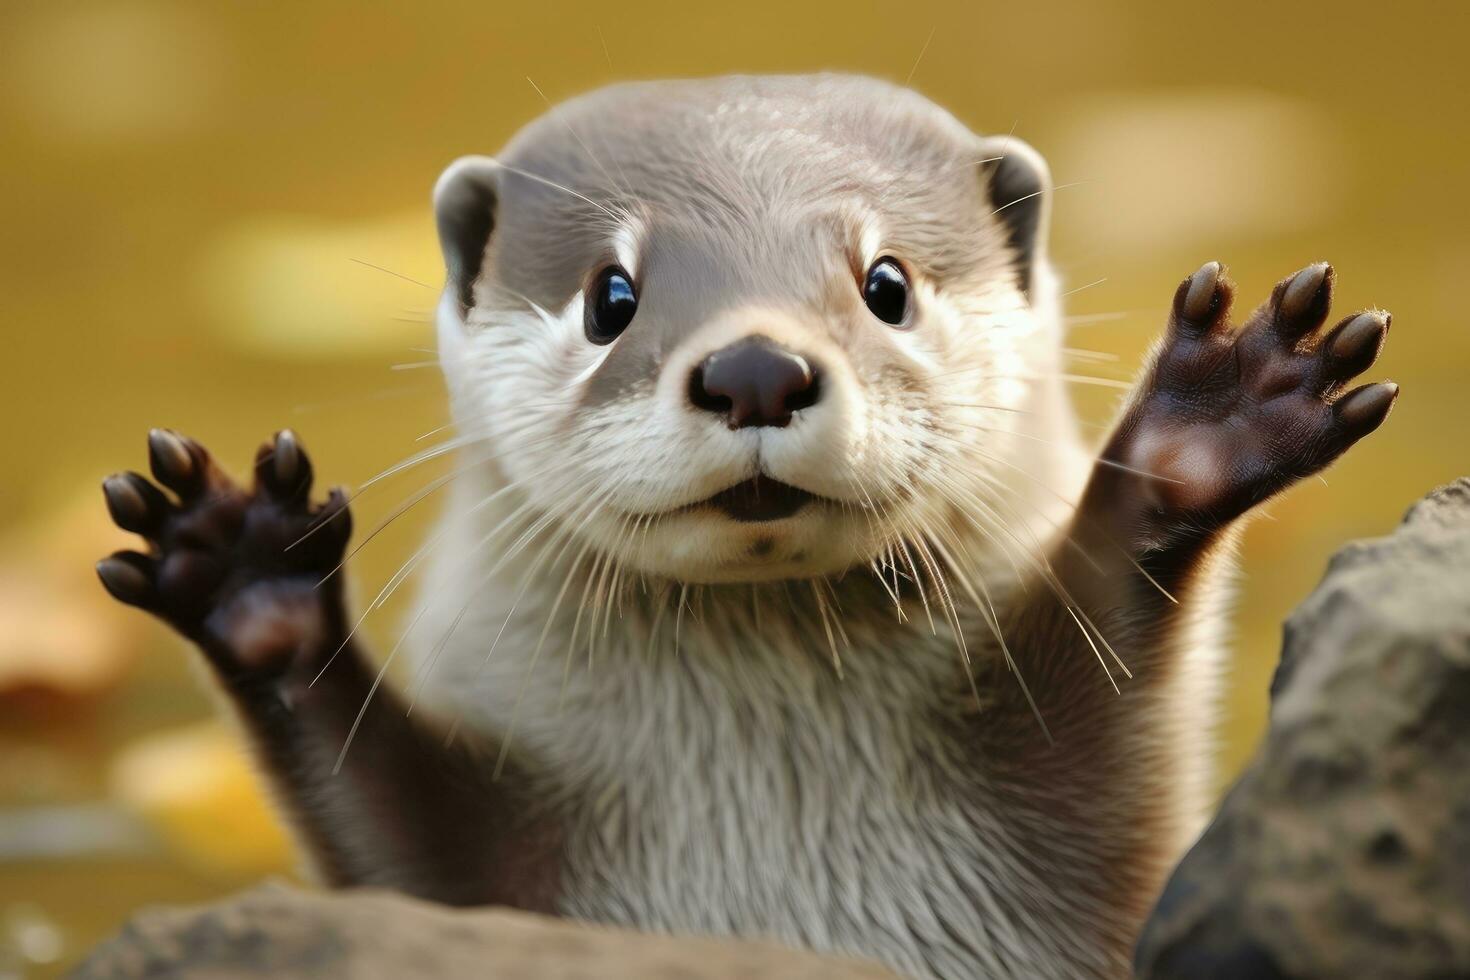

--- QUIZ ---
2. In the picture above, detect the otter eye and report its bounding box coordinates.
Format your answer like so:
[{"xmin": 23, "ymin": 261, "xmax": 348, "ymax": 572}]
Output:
[
  {"xmin": 586, "ymin": 267, "xmax": 638, "ymax": 344},
  {"xmin": 863, "ymin": 257, "xmax": 910, "ymax": 327}
]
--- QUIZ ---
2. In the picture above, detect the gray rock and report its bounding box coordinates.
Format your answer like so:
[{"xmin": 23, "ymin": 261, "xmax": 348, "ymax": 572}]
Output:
[
  {"xmin": 1136, "ymin": 479, "xmax": 1470, "ymax": 980},
  {"xmin": 73, "ymin": 881, "xmax": 896, "ymax": 979}
]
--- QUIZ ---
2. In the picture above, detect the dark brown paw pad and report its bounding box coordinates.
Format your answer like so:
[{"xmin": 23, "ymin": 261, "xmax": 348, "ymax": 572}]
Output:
[
  {"xmin": 1116, "ymin": 262, "xmax": 1399, "ymax": 524},
  {"xmin": 98, "ymin": 430, "xmax": 352, "ymax": 662}
]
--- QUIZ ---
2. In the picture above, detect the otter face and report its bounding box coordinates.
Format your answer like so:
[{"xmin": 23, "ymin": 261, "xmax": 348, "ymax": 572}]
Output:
[{"xmin": 434, "ymin": 76, "xmax": 1057, "ymax": 584}]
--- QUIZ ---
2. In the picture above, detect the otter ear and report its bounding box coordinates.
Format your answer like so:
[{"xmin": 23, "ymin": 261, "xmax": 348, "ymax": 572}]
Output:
[
  {"xmin": 433, "ymin": 156, "xmax": 500, "ymax": 313},
  {"xmin": 977, "ymin": 136, "xmax": 1051, "ymax": 297}
]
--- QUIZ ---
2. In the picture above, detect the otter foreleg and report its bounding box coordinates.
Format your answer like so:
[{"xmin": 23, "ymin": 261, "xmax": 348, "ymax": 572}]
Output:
[
  {"xmin": 97, "ymin": 429, "xmax": 559, "ymax": 910},
  {"xmin": 1006, "ymin": 258, "xmax": 1396, "ymax": 713},
  {"xmin": 971, "ymin": 261, "xmax": 1397, "ymax": 970}
]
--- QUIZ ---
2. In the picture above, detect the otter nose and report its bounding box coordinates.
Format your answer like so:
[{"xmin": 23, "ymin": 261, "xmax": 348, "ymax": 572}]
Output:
[{"xmin": 689, "ymin": 337, "xmax": 819, "ymax": 429}]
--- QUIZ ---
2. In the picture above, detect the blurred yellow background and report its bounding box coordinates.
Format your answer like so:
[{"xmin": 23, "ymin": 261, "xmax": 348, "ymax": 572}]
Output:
[{"xmin": 1, "ymin": 0, "xmax": 1466, "ymax": 974}]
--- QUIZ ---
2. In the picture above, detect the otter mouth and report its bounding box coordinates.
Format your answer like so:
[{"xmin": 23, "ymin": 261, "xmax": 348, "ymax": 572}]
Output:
[{"xmin": 702, "ymin": 475, "xmax": 818, "ymax": 522}]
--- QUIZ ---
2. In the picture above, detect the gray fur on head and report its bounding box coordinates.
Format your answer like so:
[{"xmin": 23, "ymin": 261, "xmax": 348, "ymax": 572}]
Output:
[{"xmin": 430, "ymin": 73, "xmax": 1068, "ymax": 586}]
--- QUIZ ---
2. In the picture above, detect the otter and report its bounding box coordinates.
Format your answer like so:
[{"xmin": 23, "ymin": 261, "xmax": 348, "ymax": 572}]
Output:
[{"xmin": 96, "ymin": 74, "xmax": 1397, "ymax": 978}]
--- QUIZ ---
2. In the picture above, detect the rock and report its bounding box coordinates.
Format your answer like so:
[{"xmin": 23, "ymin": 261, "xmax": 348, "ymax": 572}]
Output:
[
  {"xmin": 1135, "ymin": 479, "xmax": 1470, "ymax": 979},
  {"xmin": 74, "ymin": 882, "xmax": 898, "ymax": 979}
]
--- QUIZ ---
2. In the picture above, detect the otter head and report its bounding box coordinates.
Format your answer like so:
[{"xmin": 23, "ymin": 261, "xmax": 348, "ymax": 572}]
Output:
[{"xmin": 433, "ymin": 75, "xmax": 1058, "ymax": 585}]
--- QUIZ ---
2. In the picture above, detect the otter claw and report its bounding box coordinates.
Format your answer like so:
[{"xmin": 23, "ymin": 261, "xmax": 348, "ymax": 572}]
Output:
[
  {"xmin": 1335, "ymin": 381, "xmax": 1399, "ymax": 433},
  {"xmin": 148, "ymin": 428, "xmax": 197, "ymax": 494},
  {"xmin": 1327, "ymin": 311, "xmax": 1390, "ymax": 368},
  {"xmin": 1179, "ymin": 261, "xmax": 1223, "ymax": 324},
  {"xmin": 273, "ymin": 429, "xmax": 301, "ymax": 487},
  {"xmin": 1276, "ymin": 262, "xmax": 1332, "ymax": 335},
  {"xmin": 102, "ymin": 473, "xmax": 159, "ymax": 533},
  {"xmin": 97, "ymin": 552, "xmax": 155, "ymax": 607},
  {"xmin": 256, "ymin": 429, "xmax": 313, "ymax": 502}
]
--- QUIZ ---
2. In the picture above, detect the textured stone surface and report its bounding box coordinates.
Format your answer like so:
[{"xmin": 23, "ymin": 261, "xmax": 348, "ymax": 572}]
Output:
[
  {"xmin": 1136, "ymin": 479, "xmax": 1470, "ymax": 980},
  {"xmin": 74, "ymin": 882, "xmax": 897, "ymax": 979}
]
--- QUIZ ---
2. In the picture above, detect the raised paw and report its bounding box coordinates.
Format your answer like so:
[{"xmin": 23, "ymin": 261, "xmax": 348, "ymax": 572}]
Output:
[
  {"xmin": 1099, "ymin": 261, "xmax": 1398, "ymax": 546},
  {"xmin": 96, "ymin": 429, "xmax": 353, "ymax": 679}
]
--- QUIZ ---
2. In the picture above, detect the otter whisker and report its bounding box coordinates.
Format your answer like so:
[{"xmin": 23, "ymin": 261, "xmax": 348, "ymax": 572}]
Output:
[
  {"xmin": 405, "ymin": 588, "xmax": 477, "ymax": 716},
  {"xmin": 306, "ymin": 471, "xmax": 545, "ymax": 690},
  {"xmin": 947, "ymin": 420, "xmax": 1186, "ymax": 485},
  {"xmin": 305, "ymin": 465, "xmax": 457, "ymax": 563},
  {"xmin": 931, "ymin": 427, "xmax": 1176, "ymax": 610},
  {"xmin": 489, "ymin": 160, "xmax": 625, "ymax": 222},
  {"xmin": 946, "ymin": 460, "xmax": 1137, "ymax": 681},
  {"xmin": 645, "ymin": 580, "xmax": 672, "ymax": 658},
  {"xmin": 810, "ymin": 579, "xmax": 845, "ymax": 677},
  {"xmin": 1061, "ymin": 346, "xmax": 1121, "ymax": 363},
  {"xmin": 364, "ymin": 459, "xmax": 573, "ymax": 610},
  {"xmin": 289, "ymin": 415, "xmax": 582, "ymax": 555},
  {"xmin": 1063, "ymin": 311, "xmax": 1134, "ymax": 326},
  {"xmin": 1067, "ymin": 606, "xmax": 1118, "ymax": 694},
  {"xmin": 1059, "ymin": 276, "xmax": 1108, "ymax": 299},
  {"xmin": 595, "ymin": 25, "xmax": 614, "ymax": 70},
  {"xmin": 438, "ymin": 512, "xmax": 578, "ymax": 743},
  {"xmin": 332, "ymin": 600, "xmax": 434, "ymax": 774},
  {"xmin": 561, "ymin": 548, "xmax": 607, "ymax": 710},
  {"xmin": 885, "ymin": 521, "xmax": 938, "ymax": 635},
  {"xmin": 493, "ymin": 535, "xmax": 601, "ymax": 776},
  {"xmin": 979, "ymin": 371, "xmax": 1133, "ymax": 391},
  {"xmin": 478, "ymin": 469, "xmax": 644, "ymax": 756},
  {"xmin": 674, "ymin": 582, "xmax": 691, "ymax": 650},
  {"xmin": 525, "ymin": 75, "xmax": 640, "ymax": 210},
  {"xmin": 849, "ymin": 469, "xmax": 906, "ymax": 620},
  {"xmin": 385, "ymin": 458, "xmax": 609, "ymax": 712},
  {"xmin": 347, "ymin": 256, "xmax": 437, "ymax": 291},
  {"xmin": 925, "ymin": 529, "xmax": 1053, "ymax": 743},
  {"xmin": 912, "ymin": 430, "xmax": 1134, "ymax": 694},
  {"xmin": 987, "ymin": 179, "xmax": 1093, "ymax": 218},
  {"xmin": 903, "ymin": 26, "xmax": 936, "ymax": 86},
  {"xmin": 401, "ymin": 469, "xmax": 602, "ymax": 708}
]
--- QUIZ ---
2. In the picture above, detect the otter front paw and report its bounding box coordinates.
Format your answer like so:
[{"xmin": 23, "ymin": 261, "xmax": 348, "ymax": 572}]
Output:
[
  {"xmin": 1096, "ymin": 261, "xmax": 1397, "ymax": 551},
  {"xmin": 97, "ymin": 429, "xmax": 353, "ymax": 685}
]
